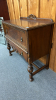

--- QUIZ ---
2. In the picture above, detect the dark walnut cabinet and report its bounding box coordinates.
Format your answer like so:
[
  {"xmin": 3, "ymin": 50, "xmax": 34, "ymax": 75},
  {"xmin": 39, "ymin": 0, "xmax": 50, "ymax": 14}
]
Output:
[{"xmin": 2, "ymin": 14, "xmax": 54, "ymax": 81}]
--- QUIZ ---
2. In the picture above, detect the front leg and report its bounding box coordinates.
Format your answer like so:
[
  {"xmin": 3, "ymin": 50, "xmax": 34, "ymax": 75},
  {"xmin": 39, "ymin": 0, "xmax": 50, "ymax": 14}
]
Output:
[
  {"xmin": 28, "ymin": 64, "xmax": 33, "ymax": 82},
  {"xmin": 27, "ymin": 56, "xmax": 33, "ymax": 82},
  {"xmin": 7, "ymin": 43, "xmax": 12, "ymax": 56}
]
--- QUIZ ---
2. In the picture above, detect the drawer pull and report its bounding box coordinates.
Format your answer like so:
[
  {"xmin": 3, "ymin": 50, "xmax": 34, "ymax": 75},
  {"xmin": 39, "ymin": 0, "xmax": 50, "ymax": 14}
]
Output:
[
  {"xmin": 21, "ymin": 37, "xmax": 23, "ymax": 42},
  {"xmin": 21, "ymin": 52, "xmax": 23, "ymax": 56}
]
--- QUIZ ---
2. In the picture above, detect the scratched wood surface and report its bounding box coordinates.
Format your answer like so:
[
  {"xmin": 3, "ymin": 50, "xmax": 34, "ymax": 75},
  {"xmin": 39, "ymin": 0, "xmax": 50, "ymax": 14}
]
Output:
[{"xmin": 6, "ymin": 0, "xmax": 56, "ymax": 72}]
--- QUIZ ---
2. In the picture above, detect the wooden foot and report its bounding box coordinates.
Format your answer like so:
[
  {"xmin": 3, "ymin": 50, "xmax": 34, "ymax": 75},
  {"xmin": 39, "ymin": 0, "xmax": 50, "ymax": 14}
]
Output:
[
  {"xmin": 7, "ymin": 43, "xmax": 12, "ymax": 56},
  {"xmin": 9, "ymin": 51, "xmax": 12, "ymax": 56},
  {"xmin": 7, "ymin": 43, "xmax": 16, "ymax": 56},
  {"xmin": 27, "ymin": 64, "xmax": 33, "ymax": 82}
]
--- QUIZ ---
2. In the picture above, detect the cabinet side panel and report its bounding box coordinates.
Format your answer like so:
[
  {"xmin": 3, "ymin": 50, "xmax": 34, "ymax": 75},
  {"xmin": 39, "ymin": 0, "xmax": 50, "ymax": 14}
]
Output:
[{"xmin": 28, "ymin": 25, "xmax": 52, "ymax": 62}]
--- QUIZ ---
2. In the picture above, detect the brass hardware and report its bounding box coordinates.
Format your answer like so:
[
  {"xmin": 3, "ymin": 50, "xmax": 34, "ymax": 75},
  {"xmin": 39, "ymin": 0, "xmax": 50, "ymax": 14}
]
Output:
[
  {"xmin": 6, "ymin": 29, "xmax": 8, "ymax": 33},
  {"xmin": 21, "ymin": 52, "xmax": 23, "ymax": 56},
  {"xmin": 21, "ymin": 37, "xmax": 23, "ymax": 42}
]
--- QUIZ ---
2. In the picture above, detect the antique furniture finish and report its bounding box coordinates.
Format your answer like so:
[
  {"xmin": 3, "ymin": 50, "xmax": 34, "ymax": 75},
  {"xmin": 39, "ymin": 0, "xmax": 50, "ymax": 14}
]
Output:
[{"xmin": 2, "ymin": 14, "xmax": 54, "ymax": 81}]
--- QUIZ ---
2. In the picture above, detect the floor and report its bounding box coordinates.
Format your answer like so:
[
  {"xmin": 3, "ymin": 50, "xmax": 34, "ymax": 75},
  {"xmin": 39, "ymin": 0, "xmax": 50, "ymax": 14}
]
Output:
[{"xmin": 0, "ymin": 44, "xmax": 56, "ymax": 100}]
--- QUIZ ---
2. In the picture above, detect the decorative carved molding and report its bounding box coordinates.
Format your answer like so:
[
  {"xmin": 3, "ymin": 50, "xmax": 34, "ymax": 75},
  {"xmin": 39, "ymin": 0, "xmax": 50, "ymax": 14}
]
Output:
[{"xmin": 27, "ymin": 14, "xmax": 37, "ymax": 19}]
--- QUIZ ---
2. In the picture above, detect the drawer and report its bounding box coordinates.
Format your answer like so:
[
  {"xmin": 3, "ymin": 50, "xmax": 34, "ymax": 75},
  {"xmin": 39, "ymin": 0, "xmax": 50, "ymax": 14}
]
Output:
[
  {"xmin": 5, "ymin": 25, "xmax": 27, "ymax": 48},
  {"xmin": 6, "ymin": 38, "xmax": 28, "ymax": 62}
]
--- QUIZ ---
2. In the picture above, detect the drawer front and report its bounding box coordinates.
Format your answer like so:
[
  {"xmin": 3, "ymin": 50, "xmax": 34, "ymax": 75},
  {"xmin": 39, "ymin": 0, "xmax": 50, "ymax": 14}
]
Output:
[
  {"xmin": 5, "ymin": 25, "xmax": 27, "ymax": 48},
  {"xmin": 6, "ymin": 38, "xmax": 28, "ymax": 62}
]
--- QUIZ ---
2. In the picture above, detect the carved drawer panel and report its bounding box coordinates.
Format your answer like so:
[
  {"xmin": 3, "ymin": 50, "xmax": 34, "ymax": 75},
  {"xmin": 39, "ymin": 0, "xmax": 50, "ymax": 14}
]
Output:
[
  {"xmin": 5, "ymin": 25, "xmax": 27, "ymax": 48},
  {"xmin": 6, "ymin": 38, "xmax": 28, "ymax": 62}
]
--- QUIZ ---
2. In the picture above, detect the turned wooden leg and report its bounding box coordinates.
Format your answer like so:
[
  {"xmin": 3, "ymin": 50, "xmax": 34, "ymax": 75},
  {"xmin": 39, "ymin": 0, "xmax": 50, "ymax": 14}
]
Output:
[
  {"xmin": 27, "ymin": 64, "xmax": 33, "ymax": 82},
  {"xmin": 7, "ymin": 43, "xmax": 12, "ymax": 56}
]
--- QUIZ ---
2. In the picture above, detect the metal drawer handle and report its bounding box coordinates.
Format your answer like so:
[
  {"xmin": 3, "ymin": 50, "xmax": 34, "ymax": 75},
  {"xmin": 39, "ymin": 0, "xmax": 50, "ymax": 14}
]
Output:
[
  {"xmin": 21, "ymin": 52, "xmax": 23, "ymax": 56},
  {"xmin": 21, "ymin": 37, "xmax": 23, "ymax": 42}
]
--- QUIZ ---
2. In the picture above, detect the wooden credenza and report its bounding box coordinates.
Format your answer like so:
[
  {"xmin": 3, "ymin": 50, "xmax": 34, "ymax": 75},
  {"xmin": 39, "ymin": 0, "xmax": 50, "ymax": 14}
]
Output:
[{"xmin": 2, "ymin": 14, "xmax": 54, "ymax": 81}]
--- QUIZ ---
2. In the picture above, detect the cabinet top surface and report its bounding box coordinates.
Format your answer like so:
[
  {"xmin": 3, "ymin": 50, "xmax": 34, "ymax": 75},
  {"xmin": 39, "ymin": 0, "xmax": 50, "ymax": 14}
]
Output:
[{"xmin": 2, "ymin": 17, "xmax": 54, "ymax": 30}]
